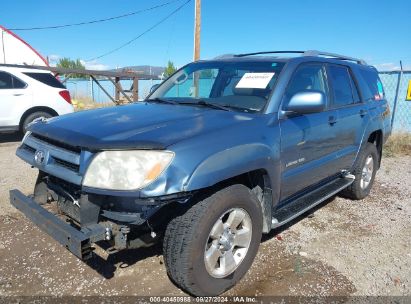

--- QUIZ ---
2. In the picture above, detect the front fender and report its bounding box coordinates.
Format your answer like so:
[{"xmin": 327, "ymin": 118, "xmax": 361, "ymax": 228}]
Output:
[{"xmin": 185, "ymin": 143, "xmax": 278, "ymax": 191}]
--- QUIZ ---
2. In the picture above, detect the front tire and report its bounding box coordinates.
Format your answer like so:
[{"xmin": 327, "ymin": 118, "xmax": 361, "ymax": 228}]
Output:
[
  {"xmin": 341, "ymin": 142, "xmax": 378, "ymax": 200},
  {"xmin": 163, "ymin": 184, "xmax": 263, "ymax": 296}
]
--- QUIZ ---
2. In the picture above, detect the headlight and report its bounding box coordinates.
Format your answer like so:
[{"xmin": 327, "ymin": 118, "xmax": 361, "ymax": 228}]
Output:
[{"xmin": 83, "ymin": 150, "xmax": 174, "ymax": 191}]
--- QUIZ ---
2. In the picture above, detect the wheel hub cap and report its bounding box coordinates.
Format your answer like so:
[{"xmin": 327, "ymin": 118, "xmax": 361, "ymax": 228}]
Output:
[
  {"xmin": 204, "ymin": 208, "xmax": 252, "ymax": 278},
  {"xmin": 360, "ymin": 155, "xmax": 374, "ymax": 190},
  {"xmin": 219, "ymin": 229, "xmax": 235, "ymax": 251}
]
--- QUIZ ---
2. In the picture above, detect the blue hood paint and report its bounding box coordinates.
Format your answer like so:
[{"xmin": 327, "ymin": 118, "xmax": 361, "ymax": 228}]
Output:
[{"xmin": 29, "ymin": 103, "xmax": 255, "ymax": 151}]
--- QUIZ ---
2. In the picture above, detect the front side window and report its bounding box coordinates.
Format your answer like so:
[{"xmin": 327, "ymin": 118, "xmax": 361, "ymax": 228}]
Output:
[
  {"xmin": 284, "ymin": 63, "xmax": 328, "ymax": 105},
  {"xmin": 149, "ymin": 61, "xmax": 285, "ymax": 112},
  {"xmin": 328, "ymin": 65, "xmax": 357, "ymax": 107}
]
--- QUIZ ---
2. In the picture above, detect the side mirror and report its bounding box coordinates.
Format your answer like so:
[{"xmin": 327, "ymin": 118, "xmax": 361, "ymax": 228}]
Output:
[
  {"xmin": 286, "ymin": 91, "xmax": 326, "ymax": 114},
  {"xmin": 150, "ymin": 83, "xmax": 160, "ymax": 94}
]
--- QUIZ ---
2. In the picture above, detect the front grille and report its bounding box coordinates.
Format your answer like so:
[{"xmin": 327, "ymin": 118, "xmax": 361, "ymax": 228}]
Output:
[
  {"xmin": 54, "ymin": 157, "xmax": 80, "ymax": 172},
  {"xmin": 31, "ymin": 133, "xmax": 81, "ymax": 154},
  {"xmin": 17, "ymin": 133, "xmax": 83, "ymax": 185},
  {"xmin": 21, "ymin": 144, "xmax": 35, "ymax": 153}
]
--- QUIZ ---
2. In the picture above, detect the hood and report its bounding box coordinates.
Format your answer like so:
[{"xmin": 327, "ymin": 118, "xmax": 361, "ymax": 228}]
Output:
[{"xmin": 29, "ymin": 103, "xmax": 256, "ymax": 151}]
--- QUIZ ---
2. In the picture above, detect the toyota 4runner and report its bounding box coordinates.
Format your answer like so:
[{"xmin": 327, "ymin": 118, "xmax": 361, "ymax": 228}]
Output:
[{"xmin": 10, "ymin": 50, "xmax": 391, "ymax": 296}]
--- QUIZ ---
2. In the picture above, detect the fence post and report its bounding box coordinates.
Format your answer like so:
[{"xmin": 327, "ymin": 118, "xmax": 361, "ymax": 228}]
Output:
[{"xmin": 391, "ymin": 61, "xmax": 403, "ymax": 128}]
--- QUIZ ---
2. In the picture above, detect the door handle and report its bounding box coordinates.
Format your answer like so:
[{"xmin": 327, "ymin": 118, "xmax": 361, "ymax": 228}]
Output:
[
  {"xmin": 359, "ymin": 109, "xmax": 368, "ymax": 117},
  {"xmin": 328, "ymin": 116, "xmax": 337, "ymax": 125},
  {"xmin": 13, "ymin": 93, "xmax": 24, "ymax": 96}
]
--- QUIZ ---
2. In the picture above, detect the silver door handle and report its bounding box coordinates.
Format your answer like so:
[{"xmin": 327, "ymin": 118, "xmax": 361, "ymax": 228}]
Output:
[{"xmin": 13, "ymin": 93, "xmax": 24, "ymax": 96}]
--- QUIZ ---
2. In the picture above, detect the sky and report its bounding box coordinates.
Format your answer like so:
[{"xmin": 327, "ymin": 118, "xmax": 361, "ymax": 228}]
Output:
[{"xmin": 1, "ymin": 0, "xmax": 410, "ymax": 70}]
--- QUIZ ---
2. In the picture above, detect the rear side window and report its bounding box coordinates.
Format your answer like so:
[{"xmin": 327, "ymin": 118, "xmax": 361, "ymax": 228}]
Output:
[
  {"xmin": 0, "ymin": 71, "xmax": 26, "ymax": 89},
  {"xmin": 328, "ymin": 65, "xmax": 358, "ymax": 107},
  {"xmin": 23, "ymin": 72, "xmax": 66, "ymax": 89},
  {"xmin": 13, "ymin": 76, "xmax": 26, "ymax": 89},
  {"xmin": 0, "ymin": 72, "xmax": 12, "ymax": 89},
  {"xmin": 358, "ymin": 68, "xmax": 384, "ymax": 101}
]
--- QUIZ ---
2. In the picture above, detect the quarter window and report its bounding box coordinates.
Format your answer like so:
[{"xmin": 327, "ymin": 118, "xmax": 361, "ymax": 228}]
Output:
[
  {"xmin": 358, "ymin": 68, "xmax": 384, "ymax": 101},
  {"xmin": 328, "ymin": 65, "xmax": 357, "ymax": 107},
  {"xmin": 23, "ymin": 72, "xmax": 65, "ymax": 89}
]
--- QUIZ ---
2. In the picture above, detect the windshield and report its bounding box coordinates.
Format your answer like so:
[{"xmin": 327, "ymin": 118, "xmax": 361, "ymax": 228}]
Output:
[{"xmin": 148, "ymin": 61, "xmax": 285, "ymax": 112}]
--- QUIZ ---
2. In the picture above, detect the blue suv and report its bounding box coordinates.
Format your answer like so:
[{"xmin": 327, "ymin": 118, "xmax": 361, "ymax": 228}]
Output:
[{"xmin": 10, "ymin": 50, "xmax": 391, "ymax": 296}]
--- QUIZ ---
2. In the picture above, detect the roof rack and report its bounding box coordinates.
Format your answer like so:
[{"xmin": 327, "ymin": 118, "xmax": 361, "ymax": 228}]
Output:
[{"xmin": 233, "ymin": 50, "xmax": 367, "ymax": 65}]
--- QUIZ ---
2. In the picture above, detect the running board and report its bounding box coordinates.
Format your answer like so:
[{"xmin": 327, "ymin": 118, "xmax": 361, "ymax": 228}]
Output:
[{"xmin": 271, "ymin": 176, "xmax": 354, "ymax": 229}]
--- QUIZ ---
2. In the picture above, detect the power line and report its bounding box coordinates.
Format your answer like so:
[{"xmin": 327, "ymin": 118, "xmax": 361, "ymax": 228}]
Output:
[
  {"xmin": 86, "ymin": 0, "xmax": 192, "ymax": 62},
  {"xmin": 8, "ymin": 0, "xmax": 182, "ymax": 31}
]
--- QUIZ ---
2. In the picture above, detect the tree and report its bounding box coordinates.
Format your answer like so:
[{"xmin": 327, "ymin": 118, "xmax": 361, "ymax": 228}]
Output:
[
  {"xmin": 164, "ymin": 60, "xmax": 177, "ymax": 77},
  {"xmin": 56, "ymin": 57, "xmax": 86, "ymax": 78}
]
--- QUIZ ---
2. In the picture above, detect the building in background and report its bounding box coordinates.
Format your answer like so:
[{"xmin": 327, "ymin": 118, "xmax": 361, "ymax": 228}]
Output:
[{"xmin": 0, "ymin": 25, "xmax": 49, "ymax": 66}]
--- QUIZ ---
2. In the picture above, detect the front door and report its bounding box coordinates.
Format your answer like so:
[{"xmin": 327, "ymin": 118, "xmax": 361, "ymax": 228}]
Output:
[{"xmin": 279, "ymin": 63, "xmax": 341, "ymax": 201}]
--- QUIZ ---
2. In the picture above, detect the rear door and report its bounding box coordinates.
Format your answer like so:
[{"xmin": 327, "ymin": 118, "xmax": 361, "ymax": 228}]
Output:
[
  {"xmin": 326, "ymin": 64, "xmax": 369, "ymax": 170},
  {"xmin": 279, "ymin": 63, "xmax": 341, "ymax": 201},
  {"xmin": 0, "ymin": 71, "xmax": 31, "ymax": 127}
]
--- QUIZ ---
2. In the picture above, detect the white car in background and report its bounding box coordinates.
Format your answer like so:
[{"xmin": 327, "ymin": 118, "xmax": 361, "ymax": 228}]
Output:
[{"xmin": 0, "ymin": 65, "xmax": 74, "ymax": 134}]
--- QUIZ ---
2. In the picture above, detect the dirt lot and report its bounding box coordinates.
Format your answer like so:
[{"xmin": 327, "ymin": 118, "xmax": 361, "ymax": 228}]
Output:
[{"xmin": 0, "ymin": 133, "xmax": 410, "ymax": 298}]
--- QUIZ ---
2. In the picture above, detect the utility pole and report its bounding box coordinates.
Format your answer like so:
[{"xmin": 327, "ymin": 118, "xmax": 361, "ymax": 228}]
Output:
[{"xmin": 193, "ymin": 0, "xmax": 201, "ymax": 61}]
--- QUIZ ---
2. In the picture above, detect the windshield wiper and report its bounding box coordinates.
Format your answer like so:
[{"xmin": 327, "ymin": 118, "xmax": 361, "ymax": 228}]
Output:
[
  {"xmin": 220, "ymin": 104, "xmax": 256, "ymax": 113},
  {"xmin": 146, "ymin": 97, "xmax": 179, "ymax": 105},
  {"xmin": 179, "ymin": 100, "xmax": 232, "ymax": 111}
]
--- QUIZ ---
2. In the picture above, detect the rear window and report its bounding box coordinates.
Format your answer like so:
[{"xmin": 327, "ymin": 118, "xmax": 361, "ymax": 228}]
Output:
[
  {"xmin": 23, "ymin": 72, "xmax": 66, "ymax": 89},
  {"xmin": 358, "ymin": 68, "xmax": 384, "ymax": 101}
]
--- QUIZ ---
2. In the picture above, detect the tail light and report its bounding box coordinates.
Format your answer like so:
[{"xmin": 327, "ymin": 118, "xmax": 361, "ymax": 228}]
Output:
[{"xmin": 59, "ymin": 90, "xmax": 72, "ymax": 104}]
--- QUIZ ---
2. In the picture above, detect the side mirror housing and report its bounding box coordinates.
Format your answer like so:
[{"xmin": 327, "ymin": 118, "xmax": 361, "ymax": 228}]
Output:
[
  {"xmin": 286, "ymin": 91, "xmax": 326, "ymax": 114},
  {"xmin": 150, "ymin": 83, "xmax": 161, "ymax": 94}
]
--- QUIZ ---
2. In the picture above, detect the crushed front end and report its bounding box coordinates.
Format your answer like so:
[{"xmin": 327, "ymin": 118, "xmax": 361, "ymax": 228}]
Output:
[{"xmin": 10, "ymin": 132, "xmax": 191, "ymax": 260}]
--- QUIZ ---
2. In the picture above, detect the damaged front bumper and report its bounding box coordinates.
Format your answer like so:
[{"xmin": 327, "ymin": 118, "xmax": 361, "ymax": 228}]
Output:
[
  {"xmin": 10, "ymin": 189, "xmax": 105, "ymax": 260},
  {"xmin": 10, "ymin": 186, "xmax": 192, "ymax": 260}
]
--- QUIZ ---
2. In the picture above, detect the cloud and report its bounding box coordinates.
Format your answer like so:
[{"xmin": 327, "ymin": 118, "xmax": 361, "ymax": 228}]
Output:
[
  {"xmin": 81, "ymin": 60, "xmax": 110, "ymax": 71},
  {"xmin": 47, "ymin": 54, "xmax": 61, "ymax": 66},
  {"xmin": 373, "ymin": 62, "xmax": 411, "ymax": 71},
  {"xmin": 46, "ymin": 55, "xmax": 109, "ymax": 70}
]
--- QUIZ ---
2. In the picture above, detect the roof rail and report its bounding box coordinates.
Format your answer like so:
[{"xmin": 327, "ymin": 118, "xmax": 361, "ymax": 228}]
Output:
[
  {"xmin": 234, "ymin": 51, "xmax": 305, "ymax": 57},
  {"xmin": 232, "ymin": 50, "xmax": 367, "ymax": 65},
  {"xmin": 213, "ymin": 54, "xmax": 236, "ymax": 59},
  {"xmin": 303, "ymin": 50, "xmax": 367, "ymax": 65}
]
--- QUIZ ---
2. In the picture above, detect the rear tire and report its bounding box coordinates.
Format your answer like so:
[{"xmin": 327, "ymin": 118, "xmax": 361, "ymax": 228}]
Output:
[
  {"xmin": 21, "ymin": 111, "xmax": 53, "ymax": 133},
  {"xmin": 163, "ymin": 184, "xmax": 263, "ymax": 296},
  {"xmin": 340, "ymin": 142, "xmax": 378, "ymax": 200}
]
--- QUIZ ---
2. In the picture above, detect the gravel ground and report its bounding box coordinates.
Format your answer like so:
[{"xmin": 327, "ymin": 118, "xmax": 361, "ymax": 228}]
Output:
[{"xmin": 0, "ymin": 134, "xmax": 410, "ymax": 298}]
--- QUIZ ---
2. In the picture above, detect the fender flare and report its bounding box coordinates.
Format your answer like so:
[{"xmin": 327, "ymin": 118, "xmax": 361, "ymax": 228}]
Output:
[{"xmin": 184, "ymin": 143, "xmax": 278, "ymax": 191}]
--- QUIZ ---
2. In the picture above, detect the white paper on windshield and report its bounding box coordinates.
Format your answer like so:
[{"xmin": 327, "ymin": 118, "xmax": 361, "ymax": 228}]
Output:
[{"xmin": 235, "ymin": 72, "xmax": 275, "ymax": 89}]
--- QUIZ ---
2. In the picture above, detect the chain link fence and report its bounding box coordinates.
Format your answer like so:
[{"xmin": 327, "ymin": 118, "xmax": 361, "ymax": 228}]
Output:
[
  {"xmin": 64, "ymin": 71, "xmax": 411, "ymax": 132},
  {"xmin": 379, "ymin": 71, "xmax": 411, "ymax": 132}
]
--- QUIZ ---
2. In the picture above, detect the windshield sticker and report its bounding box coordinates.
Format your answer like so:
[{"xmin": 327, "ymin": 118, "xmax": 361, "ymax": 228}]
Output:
[{"xmin": 235, "ymin": 72, "xmax": 275, "ymax": 89}]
